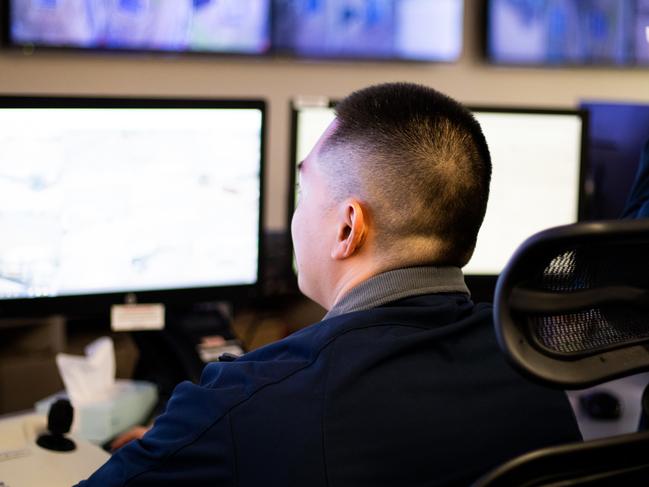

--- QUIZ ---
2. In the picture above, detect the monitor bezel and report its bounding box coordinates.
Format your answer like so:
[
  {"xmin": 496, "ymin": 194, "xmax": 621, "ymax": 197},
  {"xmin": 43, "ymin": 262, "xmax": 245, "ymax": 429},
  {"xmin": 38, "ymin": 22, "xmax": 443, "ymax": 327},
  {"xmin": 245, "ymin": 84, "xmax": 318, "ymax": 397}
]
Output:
[
  {"xmin": 0, "ymin": 1, "xmax": 8, "ymax": 48},
  {"xmin": 287, "ymin": 101, "xmax": 589, "ymax": 295},
  {"xmin": 0, "ymin": 95, "xmax": 267, "ymax": 317}
]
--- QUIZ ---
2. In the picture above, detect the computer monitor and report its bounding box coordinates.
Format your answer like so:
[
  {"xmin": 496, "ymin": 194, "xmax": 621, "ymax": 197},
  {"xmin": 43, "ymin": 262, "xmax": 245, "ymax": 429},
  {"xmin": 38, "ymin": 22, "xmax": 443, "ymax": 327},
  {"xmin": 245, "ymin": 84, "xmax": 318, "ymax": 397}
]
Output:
[
  {"xmin": 273, "ymin": 0, "xmax": 464, "ymax": 62},
  {"xmin": 486, "ymin": 0, "xmax": 647, "ymax": 66},
  {"xmin": 0, "ymin": 97, "xmax": 265, "ymax": 316},
  {"xmin": 467, "ymin": 108, "xmax": 585, "ymax": 274},
  {"xmin": 581, "ymin": 101, "xmax": 649, "ymax": 220},
  {"xmin": 5, "ymin": 0, "xmax": 271, "ymax": 55},
  {"xmin": 289, "ymin": 102, "xmax": 585, "ymax": 276}
]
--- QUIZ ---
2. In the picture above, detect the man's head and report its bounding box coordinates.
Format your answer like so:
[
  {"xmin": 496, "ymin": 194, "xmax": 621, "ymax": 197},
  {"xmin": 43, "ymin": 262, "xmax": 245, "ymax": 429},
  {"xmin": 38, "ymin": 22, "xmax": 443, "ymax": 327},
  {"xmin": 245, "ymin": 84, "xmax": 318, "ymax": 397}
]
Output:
[{"xmin": 291, "ymin": 82, "xmax": 491, "ymax": 309}]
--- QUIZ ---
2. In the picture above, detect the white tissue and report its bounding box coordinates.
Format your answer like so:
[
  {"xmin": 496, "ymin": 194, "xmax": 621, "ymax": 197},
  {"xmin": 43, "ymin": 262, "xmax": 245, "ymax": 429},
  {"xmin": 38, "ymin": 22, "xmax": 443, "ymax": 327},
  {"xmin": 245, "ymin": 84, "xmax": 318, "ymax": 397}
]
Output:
[{"xmin": 55, "ymin": 337, "xmax": 116, "ymax": 406}]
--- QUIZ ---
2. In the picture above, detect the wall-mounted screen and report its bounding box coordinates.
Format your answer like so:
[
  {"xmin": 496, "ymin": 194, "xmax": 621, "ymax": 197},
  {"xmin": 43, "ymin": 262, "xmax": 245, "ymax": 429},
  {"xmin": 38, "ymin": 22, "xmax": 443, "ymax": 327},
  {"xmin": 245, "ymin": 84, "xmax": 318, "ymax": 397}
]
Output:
[
  {"xmin": 5, "ymin": 0, "xmax": 464, "ymax": 62},
  {"xmin": 0, "ymin": 97, "xmax": 265, "ymax": 314},
  {"xmin": 290, "ymin": 102, "xmax": 585, "ymax": 276},
  {"xmin": 487, "ymin": 0, "xmax": 649, "ymax": 66},
  {"xmin": 274, "ymin": 0, "xmax": 464, "ymax": 61},
  {"xmin": 7, "ymin": 0, "xmax": 271, "ymax": 54}
]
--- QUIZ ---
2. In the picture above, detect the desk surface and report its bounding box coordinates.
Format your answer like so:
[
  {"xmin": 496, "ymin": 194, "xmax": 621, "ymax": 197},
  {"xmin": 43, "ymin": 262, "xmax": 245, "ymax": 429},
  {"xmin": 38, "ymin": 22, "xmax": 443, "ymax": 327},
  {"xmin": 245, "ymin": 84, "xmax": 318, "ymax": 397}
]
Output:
[{"xmin": 0, "ymin": 413, "xmax": 109, "ymax": 487}]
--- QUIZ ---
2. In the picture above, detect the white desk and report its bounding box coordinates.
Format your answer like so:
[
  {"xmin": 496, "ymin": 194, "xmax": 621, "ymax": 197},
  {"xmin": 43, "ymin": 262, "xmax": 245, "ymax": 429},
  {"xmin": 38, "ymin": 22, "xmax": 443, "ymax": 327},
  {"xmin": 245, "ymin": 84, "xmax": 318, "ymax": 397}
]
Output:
[
  {"xmin": 0, "ymin": 413, "xmax": 109, "ymax": 487},
  {"xmin": 567, "ymin": 372, "xmax": 649, "ymax": 440}
]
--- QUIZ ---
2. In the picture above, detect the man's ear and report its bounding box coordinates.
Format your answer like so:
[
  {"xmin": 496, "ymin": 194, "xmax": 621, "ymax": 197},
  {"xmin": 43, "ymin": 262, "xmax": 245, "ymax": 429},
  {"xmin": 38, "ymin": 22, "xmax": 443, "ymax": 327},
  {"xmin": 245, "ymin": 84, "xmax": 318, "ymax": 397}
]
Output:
[{"xmin": 331, "ymin": 199, "xmax": 368, "ymax": 260}]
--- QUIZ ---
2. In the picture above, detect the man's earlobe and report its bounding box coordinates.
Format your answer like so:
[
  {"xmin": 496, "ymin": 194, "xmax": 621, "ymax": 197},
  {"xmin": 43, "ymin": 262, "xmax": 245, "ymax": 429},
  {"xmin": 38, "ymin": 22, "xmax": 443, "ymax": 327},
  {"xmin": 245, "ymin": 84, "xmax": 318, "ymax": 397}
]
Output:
[{"xmin": 331, "ymin": 200, "xmax": 367, "ymax": 260}]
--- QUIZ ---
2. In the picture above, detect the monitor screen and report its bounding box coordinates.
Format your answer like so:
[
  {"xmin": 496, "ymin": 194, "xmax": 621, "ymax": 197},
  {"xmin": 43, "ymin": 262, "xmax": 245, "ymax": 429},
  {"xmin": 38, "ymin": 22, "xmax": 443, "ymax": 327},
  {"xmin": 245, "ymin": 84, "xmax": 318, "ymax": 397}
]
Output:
[
  {"xmin": 487, "ymin": 0, "xmax": 649, "ymax": 66},
  {"xmin": 581, "ymin": 101, "xmax": 649, "ymax": 220},
  {"xmin": 7, "ymin": 0, "xmax": 271, "ymax": 54},
  {"xmin": 290, "ymin": 103, "xmax": 584, "ymax": 275},
  {"xmin": 467, "ymin": 109, "xmax": 583, "ymax": 274},
  {"xmin": 273, "ymin": 0, "xmax": 464, "ymax": 61},
  {"xmin": 0, "ymin": 98, "xmax": 264, "ymax": 305}
]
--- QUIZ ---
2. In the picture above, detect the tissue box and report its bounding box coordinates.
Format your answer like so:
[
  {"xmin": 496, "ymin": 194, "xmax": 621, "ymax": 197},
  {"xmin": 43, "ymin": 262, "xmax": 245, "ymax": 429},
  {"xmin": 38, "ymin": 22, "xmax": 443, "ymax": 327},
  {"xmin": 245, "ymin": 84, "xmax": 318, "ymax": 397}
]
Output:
[{"xmin": 35, "ymin": 380, "xmax": 158, "ymax": 445}]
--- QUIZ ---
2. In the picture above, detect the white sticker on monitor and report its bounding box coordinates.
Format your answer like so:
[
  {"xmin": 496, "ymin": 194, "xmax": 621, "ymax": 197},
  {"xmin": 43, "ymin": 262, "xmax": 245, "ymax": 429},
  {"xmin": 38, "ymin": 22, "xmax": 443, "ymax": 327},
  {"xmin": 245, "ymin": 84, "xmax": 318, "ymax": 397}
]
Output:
[{"xmin": 111, "ymin": 303, "xmax": 165, "ymax": 332}]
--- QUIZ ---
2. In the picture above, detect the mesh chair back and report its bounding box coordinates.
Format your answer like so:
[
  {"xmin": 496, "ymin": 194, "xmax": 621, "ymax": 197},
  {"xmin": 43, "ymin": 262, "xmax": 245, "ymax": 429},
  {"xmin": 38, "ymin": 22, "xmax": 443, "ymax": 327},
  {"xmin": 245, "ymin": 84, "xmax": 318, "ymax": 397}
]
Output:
[{"xmin": 494, "ymin": 219, "xmax": 649, "ymax": 389}]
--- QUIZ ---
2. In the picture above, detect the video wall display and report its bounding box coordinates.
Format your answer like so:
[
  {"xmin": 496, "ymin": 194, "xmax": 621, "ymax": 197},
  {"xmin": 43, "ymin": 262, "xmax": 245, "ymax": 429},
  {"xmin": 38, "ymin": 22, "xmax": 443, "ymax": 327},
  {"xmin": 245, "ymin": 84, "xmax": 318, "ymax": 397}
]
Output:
[
  {"xmin": 5, "ymin": 0, "xmax": 464, "ymax": 61},
  {"xmin": 487, "ymin": 0, "xmax": 649, "ymax": 66},
  {"xmin": 273, "ymin": 0, "xmax": 464, "ymax": 61},
  {"xmin": 8, "ymin": 0, "xmax": 272, "ymax": 54}
]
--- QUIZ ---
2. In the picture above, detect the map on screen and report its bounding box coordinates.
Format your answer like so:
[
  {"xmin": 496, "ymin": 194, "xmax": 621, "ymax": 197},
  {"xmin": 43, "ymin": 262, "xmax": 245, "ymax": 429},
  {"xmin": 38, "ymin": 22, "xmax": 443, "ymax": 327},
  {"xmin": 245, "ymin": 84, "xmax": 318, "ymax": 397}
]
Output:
[{"xmin": 0, "ymin": 106, "xmax": 263, "ymax": 299}]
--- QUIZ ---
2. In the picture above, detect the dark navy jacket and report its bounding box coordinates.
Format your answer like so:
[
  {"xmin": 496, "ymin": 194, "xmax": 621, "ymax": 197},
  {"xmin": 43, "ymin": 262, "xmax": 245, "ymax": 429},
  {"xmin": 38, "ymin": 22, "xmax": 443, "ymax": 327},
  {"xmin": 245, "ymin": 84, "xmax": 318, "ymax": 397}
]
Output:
[{"xmin": 77, "ymin": 293, "xmax": 580, "ymax": 486}]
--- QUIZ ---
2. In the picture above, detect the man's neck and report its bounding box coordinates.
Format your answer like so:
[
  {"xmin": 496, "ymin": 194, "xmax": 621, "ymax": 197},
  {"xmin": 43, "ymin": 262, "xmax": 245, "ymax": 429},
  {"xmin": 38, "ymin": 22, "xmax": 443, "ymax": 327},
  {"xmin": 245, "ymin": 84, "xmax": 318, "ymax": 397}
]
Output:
[
  {"xmin": 328, "ymin": 266, "xmax": 383, "ymax": 311},
  {"xmin": 324, "ymin": 266, "xmax": 470, "ymax": 320},
  {"xmin": 326, "ymin": 254, "xmax": 411, "ymax": 310}
]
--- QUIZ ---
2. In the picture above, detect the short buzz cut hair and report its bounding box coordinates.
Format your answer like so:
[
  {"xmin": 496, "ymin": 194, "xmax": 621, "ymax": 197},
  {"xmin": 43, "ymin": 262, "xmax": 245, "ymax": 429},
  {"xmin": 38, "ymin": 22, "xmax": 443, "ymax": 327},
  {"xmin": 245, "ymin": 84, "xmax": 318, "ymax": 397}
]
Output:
[{"xmin": 320, "ymin": 82, "xmax": 491, "ymax": 267}]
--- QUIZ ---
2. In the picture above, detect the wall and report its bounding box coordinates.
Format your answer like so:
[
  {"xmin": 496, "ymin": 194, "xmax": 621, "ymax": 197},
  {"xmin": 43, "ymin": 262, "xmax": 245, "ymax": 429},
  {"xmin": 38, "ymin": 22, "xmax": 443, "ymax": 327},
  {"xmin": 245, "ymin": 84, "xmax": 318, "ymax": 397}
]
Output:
[{"xmin": 1, "ymin": 2, "xmax": 649, "ymax": 231}]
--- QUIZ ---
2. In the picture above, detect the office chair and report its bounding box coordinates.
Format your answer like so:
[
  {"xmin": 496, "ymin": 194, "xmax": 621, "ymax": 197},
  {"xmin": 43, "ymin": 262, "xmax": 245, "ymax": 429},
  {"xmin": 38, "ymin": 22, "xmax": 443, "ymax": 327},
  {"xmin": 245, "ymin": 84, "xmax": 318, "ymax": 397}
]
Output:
[{"xmin": 474, "ymin": 219, "xmax": 649, "ymax": 486}]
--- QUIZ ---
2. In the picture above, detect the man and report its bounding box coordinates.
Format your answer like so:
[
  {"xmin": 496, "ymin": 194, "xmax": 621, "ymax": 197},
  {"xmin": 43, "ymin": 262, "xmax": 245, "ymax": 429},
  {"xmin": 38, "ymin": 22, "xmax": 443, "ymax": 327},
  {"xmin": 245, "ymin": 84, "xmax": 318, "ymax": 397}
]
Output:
[{"xmin": 77, "ymin": 83, "xmax": 581, "ymax": 486}]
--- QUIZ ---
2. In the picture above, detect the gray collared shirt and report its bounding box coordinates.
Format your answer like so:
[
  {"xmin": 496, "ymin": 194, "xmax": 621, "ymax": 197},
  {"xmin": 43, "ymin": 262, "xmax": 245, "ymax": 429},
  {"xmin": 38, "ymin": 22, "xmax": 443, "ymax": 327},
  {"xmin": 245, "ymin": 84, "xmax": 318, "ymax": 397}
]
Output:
[{"xmin": 324, "ymin": 266, "xmax": 470, "ymax": 320}]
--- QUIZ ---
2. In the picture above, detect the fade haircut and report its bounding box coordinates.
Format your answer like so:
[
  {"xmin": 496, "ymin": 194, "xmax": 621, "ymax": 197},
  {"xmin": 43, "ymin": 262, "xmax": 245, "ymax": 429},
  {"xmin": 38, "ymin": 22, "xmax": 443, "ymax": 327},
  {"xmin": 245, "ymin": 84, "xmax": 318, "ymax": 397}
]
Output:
[{"xmin": 319, "ymin": 82, "xmax": 491, "ymax": 267}]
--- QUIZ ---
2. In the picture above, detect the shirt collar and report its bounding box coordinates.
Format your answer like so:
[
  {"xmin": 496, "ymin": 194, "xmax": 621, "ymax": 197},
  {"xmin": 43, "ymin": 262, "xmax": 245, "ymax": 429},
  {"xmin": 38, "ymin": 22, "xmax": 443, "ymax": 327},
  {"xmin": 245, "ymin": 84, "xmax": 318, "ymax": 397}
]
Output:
[{"xmin": 324, "ymin": 266, "xmax": 470, "ymax": 320}]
